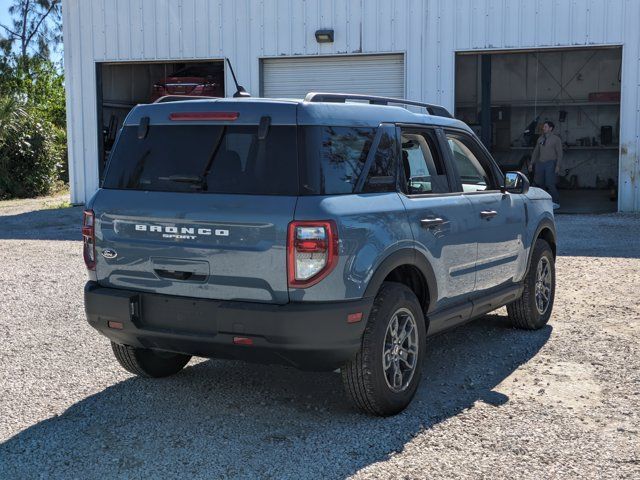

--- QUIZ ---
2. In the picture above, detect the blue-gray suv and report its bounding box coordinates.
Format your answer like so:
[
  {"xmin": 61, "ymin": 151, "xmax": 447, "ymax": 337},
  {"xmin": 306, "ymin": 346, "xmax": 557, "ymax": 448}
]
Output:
[{"xmin": 83, "ymin": 93, "xmax": 557, "ymax": 416}]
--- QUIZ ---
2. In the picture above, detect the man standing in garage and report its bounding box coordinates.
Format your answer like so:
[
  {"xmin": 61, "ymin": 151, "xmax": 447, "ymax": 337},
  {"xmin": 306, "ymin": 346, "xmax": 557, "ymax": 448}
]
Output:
[{"xmin": 529, "ymin": 121, "xmax": 562, "ymax": 210}]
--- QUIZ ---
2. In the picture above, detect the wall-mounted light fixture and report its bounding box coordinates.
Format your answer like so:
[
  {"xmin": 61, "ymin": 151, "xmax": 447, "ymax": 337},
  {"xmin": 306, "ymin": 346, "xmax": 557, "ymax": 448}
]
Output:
[{"xmin": 315, "ymin": 29, "xmax": 334, "ymax": 43}]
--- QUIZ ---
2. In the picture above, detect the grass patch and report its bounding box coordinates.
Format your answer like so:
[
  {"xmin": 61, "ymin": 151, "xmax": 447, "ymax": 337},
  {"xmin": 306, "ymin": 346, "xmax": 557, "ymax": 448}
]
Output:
[
  {"xmin": 44, "ymin": 199, "xmax": 72, "ymax": 210},
  {"xmin": 0, "ymin": 191, "xmax": 72, "ymax": 211}
]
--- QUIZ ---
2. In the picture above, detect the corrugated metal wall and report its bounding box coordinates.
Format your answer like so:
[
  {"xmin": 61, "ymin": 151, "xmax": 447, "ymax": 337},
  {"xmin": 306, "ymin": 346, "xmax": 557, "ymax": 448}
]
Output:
[{"xmin": 62, "ymin": 0, "xmax": 640, "ymax": 211}]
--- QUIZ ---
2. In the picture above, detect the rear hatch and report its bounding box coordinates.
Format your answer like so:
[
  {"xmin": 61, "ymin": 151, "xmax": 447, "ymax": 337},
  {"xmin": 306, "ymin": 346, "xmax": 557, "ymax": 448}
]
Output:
[{"xmin": 93, "ymin": 100, "xmax": 298, "ymax": 304}]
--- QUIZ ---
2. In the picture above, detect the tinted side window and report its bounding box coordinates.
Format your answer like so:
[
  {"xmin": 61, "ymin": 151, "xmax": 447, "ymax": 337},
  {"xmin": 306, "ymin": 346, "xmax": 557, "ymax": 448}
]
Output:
[
  {"xmin": 400, "ymin": 130, "xmax": 449, "ymax": 194},
  {"xmin": 300, "ymin": 126, "xmax": 375, "ymax": 195},
  {"xmin": 363, "ymin": 127, "xmax": 398, "ymax": 193},
  {"xmin": 445, "ymin": 134, "xmax": 493, "ymax": 192}
]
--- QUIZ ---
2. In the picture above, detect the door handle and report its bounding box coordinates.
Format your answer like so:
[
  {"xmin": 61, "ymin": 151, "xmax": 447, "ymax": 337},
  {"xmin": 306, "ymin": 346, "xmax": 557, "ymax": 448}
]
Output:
[
  {"xmin": 480, "ymin": 210, "xmax": 498, "ymax": 219},
  {"xmin": 421, "ymin": 217, "xmax": 445, "ymax": 228}
]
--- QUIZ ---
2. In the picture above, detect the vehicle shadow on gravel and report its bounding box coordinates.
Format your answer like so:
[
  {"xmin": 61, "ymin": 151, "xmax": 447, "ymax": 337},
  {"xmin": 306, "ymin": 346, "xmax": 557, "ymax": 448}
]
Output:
[
  {"xmin": 0, "ymin": 314, "xmax": 551, "ymax": 479},
  {"xmin": 0, "ymin": 207, "xmax": 82, "ymax": 241}
]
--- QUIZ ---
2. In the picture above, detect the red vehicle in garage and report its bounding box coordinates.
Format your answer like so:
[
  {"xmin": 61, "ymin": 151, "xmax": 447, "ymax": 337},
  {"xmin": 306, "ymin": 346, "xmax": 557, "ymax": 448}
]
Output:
[{"xmin": 150, "ymin": 65, "xmax": 224, "ymax": 102}]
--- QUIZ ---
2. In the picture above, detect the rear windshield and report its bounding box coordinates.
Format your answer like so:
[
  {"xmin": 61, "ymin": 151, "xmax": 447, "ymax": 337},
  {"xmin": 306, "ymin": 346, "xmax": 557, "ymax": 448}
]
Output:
[{"xmin": 102, "ymin": 124, "xmax": 298, "ymax": 195}]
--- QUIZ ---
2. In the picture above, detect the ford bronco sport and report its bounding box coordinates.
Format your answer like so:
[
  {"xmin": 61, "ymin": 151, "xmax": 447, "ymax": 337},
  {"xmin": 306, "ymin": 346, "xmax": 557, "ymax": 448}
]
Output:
[{"xmin": 83, "ymin": 93, "xmax": 557, "ymax": 416}]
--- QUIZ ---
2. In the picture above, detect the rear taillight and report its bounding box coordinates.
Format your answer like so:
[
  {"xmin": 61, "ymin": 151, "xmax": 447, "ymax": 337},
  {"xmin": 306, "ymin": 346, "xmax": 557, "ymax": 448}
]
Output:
[
  {"xmin": 82, "ymin": 209, "xmax": 96, "ymax": 270},
  {"xmin": 287, "ymin": 221, "xmax": 338, "ymax": 288}
]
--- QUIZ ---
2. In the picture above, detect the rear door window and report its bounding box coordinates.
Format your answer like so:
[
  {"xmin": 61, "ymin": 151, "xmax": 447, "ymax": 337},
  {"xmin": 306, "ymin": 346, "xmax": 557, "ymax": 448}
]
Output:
[
  {"xmin": 399, "ymin": 129, "xmax": 449, "ymax": 194},
  {"xmin": 102, "ymin": 124, "xmax": 298, "ymax": 195}
]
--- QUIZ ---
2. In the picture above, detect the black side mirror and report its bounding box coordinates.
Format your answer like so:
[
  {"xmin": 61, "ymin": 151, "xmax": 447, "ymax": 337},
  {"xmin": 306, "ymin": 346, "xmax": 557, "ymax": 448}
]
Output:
[{"xmin": 502, "ymin": 171, "xmax": 530, "ymax": 194}]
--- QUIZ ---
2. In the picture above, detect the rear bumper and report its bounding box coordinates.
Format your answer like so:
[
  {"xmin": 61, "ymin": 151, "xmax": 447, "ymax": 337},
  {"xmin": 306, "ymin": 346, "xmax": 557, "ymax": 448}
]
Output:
[{"xmin": 84, "ymin": 282, "xmax": 373, "ymax": 371}]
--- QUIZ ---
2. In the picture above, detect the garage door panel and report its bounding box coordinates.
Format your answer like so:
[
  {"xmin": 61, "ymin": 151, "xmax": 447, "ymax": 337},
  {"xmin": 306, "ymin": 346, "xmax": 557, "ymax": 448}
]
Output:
[{"xmin": 262, "ymin": 54, "xmax": 405, "ymax": 99}]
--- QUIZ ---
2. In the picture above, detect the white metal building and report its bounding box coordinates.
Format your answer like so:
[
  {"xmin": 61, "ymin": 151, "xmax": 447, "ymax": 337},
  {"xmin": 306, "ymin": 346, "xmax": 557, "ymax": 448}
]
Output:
[{"xmin": 62, "ymin": 0, "xmax": 640, "ymax": 211}]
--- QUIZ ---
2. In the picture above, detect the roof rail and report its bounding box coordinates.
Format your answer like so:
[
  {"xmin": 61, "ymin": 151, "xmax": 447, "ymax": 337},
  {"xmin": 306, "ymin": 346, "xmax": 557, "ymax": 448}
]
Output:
[
  {"xmin": 153, "ymin": 95, "xmax": 218, "ymax": 103},
  {"xmin": 304, "ymin": 92, "xmax": 453, "ymax": 118}
]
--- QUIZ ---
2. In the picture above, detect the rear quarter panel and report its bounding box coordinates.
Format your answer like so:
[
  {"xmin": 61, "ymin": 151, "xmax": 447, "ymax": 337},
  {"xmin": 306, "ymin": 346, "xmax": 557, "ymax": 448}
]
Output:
[{"xmin": 290, "ymin": 193, "xmax": 415, "ymax": 302}]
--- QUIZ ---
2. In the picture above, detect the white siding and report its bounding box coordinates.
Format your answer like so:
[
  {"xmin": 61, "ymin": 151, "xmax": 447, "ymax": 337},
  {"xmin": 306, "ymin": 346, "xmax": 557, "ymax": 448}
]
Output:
[{"xmin": 63, "ymin": 0, "xmax": 640, "ymax": 211}]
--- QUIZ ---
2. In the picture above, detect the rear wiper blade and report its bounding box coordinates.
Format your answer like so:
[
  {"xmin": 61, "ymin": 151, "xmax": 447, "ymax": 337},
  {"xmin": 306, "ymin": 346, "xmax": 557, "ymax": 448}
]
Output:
[{"xmin": 158, "ymin": 174, "xmax": 207, "ymax": 189}]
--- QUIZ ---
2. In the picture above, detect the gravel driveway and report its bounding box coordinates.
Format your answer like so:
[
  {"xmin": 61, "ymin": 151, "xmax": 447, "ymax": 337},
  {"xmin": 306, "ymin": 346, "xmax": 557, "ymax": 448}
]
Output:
[{"xmin": 0, "ymin": 196, "xmax": 638, "ymax": 479}]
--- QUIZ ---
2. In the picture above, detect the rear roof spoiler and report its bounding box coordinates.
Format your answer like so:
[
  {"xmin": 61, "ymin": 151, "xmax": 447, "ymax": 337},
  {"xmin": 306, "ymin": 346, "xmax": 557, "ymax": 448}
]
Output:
[{"xmin": 304, "ymin": 92, "xmax": 453, "ymax": 118}]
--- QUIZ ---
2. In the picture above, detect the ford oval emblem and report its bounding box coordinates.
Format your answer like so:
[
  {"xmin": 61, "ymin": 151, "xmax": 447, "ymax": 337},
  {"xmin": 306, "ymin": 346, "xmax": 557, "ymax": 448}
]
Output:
[{"xmin": 101, "ymin": 248, "xmax": 118, "ymax": 259}]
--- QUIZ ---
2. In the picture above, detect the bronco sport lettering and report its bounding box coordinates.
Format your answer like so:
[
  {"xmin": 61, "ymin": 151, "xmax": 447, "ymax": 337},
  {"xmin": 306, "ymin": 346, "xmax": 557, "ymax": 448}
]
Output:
[{"xmin": 134, "ymin": 224, "xmax": 229, "ymax": 239}]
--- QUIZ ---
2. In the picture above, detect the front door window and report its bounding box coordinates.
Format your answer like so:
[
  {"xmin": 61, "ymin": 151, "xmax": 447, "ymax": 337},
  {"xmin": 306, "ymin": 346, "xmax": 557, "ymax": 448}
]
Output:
[{"xmin": 446, "ymin": 136, "xmax": 492, "ymax": 192}]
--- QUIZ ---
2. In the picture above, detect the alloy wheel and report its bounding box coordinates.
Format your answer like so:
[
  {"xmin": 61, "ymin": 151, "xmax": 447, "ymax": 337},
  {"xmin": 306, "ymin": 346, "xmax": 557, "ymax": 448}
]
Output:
[
  {"xmin": 382, "ymin": 307, "xmax": 419, "ymax": 393},
  {"xmin": 534, "ymin": 256, "xmax": 552, "ymax": 315}
]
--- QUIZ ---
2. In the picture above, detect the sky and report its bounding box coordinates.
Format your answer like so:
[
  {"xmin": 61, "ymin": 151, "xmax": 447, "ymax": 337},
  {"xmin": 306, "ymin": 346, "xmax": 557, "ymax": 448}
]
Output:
[
  {"xmin": 0, "ymin": 1, "xmax": 63, "ymax": 64},
  {"xmin": 0, "ymin": 2, "xmax": 11, "ymax": 29}
]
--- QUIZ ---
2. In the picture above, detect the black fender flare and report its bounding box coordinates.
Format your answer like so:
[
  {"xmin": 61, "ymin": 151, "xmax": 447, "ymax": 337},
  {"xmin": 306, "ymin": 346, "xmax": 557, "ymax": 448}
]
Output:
[
  {"xmin": 363, "ymin": 248, "xmax": 438, "ymax": 314},
  {"xmin": 527, "ymin": 217, "xmax": 557, "ymax": 270}
]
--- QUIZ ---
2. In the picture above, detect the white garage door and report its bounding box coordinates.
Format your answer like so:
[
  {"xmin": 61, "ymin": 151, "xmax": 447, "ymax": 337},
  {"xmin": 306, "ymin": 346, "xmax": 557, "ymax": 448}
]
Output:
[{"xmin": 262, "ymin": 54, "xmax": 405, "ymax": 99}]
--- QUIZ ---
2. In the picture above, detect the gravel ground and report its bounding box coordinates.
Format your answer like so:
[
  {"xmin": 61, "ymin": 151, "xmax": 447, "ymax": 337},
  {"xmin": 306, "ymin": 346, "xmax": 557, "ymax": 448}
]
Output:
[{"xmin": 0, "ymin": 196, "xmax": 638, "ymax": 479}]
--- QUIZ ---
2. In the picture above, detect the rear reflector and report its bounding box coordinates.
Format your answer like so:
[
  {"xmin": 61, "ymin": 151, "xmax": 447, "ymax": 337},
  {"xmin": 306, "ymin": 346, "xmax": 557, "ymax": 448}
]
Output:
[
  {"xmin": 169, "ymin": 111, "xmax": 239, "ymax": 121},
  {"xmin": 347, "ymin": 312, "xmax": 363, "ymax": 323},
  {"xmin": 108, "ymin": 321, "xmax": 124, "ymax": 330},
  {"xmin": 233, "ymin": 336, "xmax": 253, "ymax": 346}
]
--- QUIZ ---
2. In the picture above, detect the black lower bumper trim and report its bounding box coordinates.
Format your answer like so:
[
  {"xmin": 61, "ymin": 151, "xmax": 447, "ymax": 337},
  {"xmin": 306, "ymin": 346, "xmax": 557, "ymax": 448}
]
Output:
[{"xmin": 84, "ymin": 282, "xmax": 373, "ymax": 371}]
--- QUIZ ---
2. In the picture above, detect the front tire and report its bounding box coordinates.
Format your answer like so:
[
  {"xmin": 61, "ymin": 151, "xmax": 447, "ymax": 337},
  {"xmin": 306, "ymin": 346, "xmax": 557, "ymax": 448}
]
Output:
[
  {"xmin": 342, "ymin": 282, "xmax": 426, "ymax": 416},
  {"xmin": 507, "ymin": 239, "xmax": 555, "ymax": 330},
  {"xmin": 111, "ymin": 342, "xmax": 191, "ymax": 378}
]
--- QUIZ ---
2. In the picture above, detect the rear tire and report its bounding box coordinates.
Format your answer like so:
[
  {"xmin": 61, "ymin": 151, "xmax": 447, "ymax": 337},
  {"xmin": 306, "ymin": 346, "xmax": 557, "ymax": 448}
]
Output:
[
  {"xmin": 342, "ymin": 282, "xmax": 426, "ymax": 416},
  {"xmin": 507, "ymin": 239, "xmax": 555, "ymax": 330},
  {"xmin": 111, "ymin": 342, "xmax": 191, "ymax": 378}
]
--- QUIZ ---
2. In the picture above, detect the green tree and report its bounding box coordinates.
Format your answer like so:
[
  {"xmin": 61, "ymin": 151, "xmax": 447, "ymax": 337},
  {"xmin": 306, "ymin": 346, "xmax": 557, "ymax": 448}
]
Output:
[
  {"xmin": 0, "ymin": 96, "xmax": 26, "ymax": 151},
  {"xmin": 0, "ymin": 0, "xmax": 62, "ymax": 61},
  {"xmin": 0, "ymin": 55, "xmax": 67, "ymax": 199},
  {"xmin": 0, "ymin": 56, "xmax": 66, "ymax": 127},
  {"xmin": 0, "ymin": 104, "xmax": 64, "ymax": 199},
  {"xmin": 0, "ymin": 0, "xmax": 67, "ymax": 199}
]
